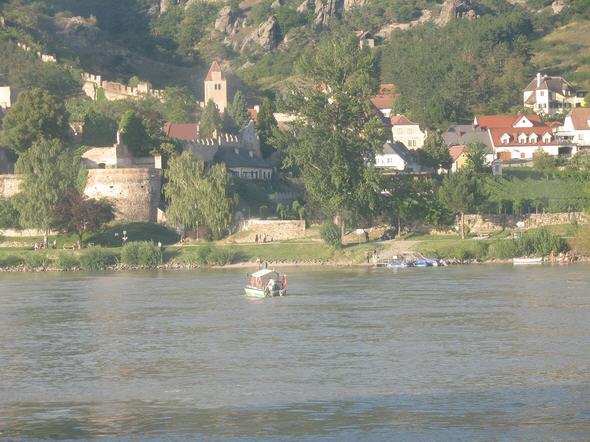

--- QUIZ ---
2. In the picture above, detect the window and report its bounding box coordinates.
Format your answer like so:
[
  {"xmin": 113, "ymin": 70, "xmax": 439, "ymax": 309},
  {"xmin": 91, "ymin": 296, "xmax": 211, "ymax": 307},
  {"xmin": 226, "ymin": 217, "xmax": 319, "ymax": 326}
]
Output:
[
  {"xmin": 518, "ymin": 134, "xmax": 527, "ymax": 144},
  {"xmin": 520, "ymin": 152, "xmax": 525, "ymax": 159},
  {"xmin": 543, "ymin": 133, "xmax": 552, "ymax": 142},
  {"xmin": 539, "ymin": 91, "xmax": 544, "ymax": 96},
  {"xmin": 529, "ymin": 134, "xmax": 538, "ymax": 143},
  {"xmin": 387, "ymin": 157, "xmax": 393, "ymax": 164}
]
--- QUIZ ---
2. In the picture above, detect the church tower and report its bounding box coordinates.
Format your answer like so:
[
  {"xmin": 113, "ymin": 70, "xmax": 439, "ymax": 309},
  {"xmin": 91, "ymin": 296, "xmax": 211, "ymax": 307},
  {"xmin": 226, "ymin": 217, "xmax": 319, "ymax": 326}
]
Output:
[{"xmin": 204, "ymin": 61, "xmax": 227, "ymax": 114}]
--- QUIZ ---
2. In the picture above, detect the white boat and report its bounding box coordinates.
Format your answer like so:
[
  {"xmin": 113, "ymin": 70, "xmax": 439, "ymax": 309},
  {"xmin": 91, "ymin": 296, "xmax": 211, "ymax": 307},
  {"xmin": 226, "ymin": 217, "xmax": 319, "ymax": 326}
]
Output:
[
  {"xmin": 245, "ymin": 269, "xmax": 287, "ymax": 298},
  {"xmin": 513, "ymin": 257, "xmax": 543, "ymax": 265}
]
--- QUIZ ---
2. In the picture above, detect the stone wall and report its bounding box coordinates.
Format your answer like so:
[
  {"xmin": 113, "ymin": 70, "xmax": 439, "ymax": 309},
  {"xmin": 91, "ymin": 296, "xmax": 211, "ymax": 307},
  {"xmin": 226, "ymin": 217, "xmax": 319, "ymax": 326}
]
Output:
[
  {"xmin": 463, "ymin": 212, "xmax": 588, "ymax": 234},
  {"xmin": 0, "ymin": 174, "xmax": 21, "ymax": 198},
  {"xmin": 84, "ymin": 168, "xmax": 162, "ymax": 223},
  {"xmin": 238, "ymin": 219, "xmax": 306, "ymax": 241}
]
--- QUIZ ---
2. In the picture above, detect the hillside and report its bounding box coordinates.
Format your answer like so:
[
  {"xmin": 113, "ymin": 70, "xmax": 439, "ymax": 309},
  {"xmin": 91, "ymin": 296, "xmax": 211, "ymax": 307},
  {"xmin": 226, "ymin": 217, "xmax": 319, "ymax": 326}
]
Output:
[{"xmin": 0, "ymin": 0, "xmax": 589, "ymax": 119}]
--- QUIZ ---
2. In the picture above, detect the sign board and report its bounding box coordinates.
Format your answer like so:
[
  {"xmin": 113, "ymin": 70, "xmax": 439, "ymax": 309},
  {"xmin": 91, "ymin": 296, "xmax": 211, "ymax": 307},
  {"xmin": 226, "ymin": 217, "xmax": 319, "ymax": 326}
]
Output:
[
  {"xmin": 516, "ymin": 221, "xmax": 525, "ymax": 229},
  {"xmin": 355, "ymin": 229, "xmax": 365, "ymax": 235}
]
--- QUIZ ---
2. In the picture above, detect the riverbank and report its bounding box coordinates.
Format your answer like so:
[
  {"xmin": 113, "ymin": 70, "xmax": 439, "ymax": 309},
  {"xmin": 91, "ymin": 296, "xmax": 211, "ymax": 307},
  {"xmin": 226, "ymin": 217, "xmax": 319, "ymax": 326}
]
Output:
[{"xmin": 1, "ymin": 223, "xmax": 588, "ymax": 273}]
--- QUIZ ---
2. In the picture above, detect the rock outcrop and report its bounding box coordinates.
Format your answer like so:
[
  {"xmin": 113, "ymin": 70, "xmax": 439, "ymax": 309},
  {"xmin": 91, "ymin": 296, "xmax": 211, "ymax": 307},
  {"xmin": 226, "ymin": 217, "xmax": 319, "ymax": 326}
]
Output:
[
  {"xmin": 376, "ymin": 9, "xmax": 431, "ymax": 38},
  {"xmin": 314, "ymin": 0, "xmax": 340, "ymax": 27},
  {"xmin": 551, "ymin": 0, "xmax": 565, "ymax": 14},
  {"xmin": 343, "ymin": 0, "xmax": 366, "ymax": 11},
  {"xmin": 435, "ymin": 0, "xmax": 477, "ymax": 26},
  {"xmin": 215, "ymin": 6, "xmax": 237, "ymax": 34},
  {"xmin": 241, "ymin": 16, "xmax": 279, "ymax": 51}
]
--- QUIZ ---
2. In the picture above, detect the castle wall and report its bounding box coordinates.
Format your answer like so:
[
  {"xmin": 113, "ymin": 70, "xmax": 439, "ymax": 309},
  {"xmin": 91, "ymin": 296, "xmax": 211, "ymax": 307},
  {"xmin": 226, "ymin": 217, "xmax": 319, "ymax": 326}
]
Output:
[
  {"xmin": 84, "ymin": 168, "xmax": 162, "ymax": 223},
  {"xmin": 0, "ymin": 174, "xmax": 21, "ymax": 198},
  {"xmin": 238, "ymin": 219, "xmax": 306, "ymax": 241},
  {"xmin": 463, "ymin": 212, "xmax": 588, "ymax": 234}
]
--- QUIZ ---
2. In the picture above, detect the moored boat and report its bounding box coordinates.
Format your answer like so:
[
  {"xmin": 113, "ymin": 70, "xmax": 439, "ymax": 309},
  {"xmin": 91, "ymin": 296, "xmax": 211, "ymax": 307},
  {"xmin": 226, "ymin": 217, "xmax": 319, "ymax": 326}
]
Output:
[
  {"xmin": 245, "ymin": 269, "xmax": 287, "ymax": 298},
  {"xmin": 513, "ymin": 257, "xmax": 543, "ymax": 265}
]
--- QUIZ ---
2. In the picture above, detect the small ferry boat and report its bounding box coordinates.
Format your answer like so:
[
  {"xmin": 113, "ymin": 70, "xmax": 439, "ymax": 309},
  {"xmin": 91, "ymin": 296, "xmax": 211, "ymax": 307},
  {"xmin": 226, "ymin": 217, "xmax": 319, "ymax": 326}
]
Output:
[
  {"xmin": 245, "ymin": 269, "xmax": 287, "ymax": 298},
  {"xmin": 513, "ymin": 257, "xmax": 543, "ymax": 265}
]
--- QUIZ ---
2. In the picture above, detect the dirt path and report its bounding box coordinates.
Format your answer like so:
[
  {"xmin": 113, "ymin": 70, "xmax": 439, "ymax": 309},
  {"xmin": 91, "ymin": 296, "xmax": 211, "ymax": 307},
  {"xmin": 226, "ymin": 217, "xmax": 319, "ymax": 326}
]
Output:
[{"xmin": 377, "ymin": 240, "xmax": 421, "ymax": 259}]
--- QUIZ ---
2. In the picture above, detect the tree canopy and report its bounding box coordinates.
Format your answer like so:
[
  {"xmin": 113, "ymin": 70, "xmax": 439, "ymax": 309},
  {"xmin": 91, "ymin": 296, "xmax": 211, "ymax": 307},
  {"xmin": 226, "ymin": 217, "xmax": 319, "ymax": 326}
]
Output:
[
  {"xmin": 1, "ymin": 88, "xmax": 69, "ymax": 154},
  {"xmin": 164, "ymin": 151, "xmax": 236, "ymax": 239},
  {"xmin": 256, "ymin": 97, "xmax": 278, "ymax": 158},
  {"xmin": 13, "ymin": 138, "xmax": 80, "ymax": 237},
  {"xmin": 228, "ymin": 90, "xmax": 250, "ymax": 132},
  {"xmin": 118, "ymin": 111, "xmax": 152, "ymax": 156},
  {"xmin": 199, "ymin": 99, "xmax": 223, "ymax": 138},
  {"xmin": 274, "ymin": 35, "xmax": 386, "ymax": 224}
]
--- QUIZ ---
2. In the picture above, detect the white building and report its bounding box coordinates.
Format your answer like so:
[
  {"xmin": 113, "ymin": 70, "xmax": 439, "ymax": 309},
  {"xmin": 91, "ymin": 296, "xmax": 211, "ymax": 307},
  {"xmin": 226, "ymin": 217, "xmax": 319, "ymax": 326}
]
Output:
[
  {"xmin": 390, "ymin": 114, "xmax": 426, "ymax": 149},
  {"xmin": 555, "ymin": 108, "xmax": 590, "ymax": 150},
  {"xmin": 375, "ymin": 141, "xmax": 418, "ymax": 172},
  {"xmin": 523, "ymin": 73, "xmax": 586, "ymax": 117}
]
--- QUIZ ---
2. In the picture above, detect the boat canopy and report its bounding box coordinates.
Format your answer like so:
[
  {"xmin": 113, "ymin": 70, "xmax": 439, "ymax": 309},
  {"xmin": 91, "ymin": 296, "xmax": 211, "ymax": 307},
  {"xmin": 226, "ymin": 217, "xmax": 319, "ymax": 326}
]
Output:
[{"xmin": 251, "ymin": 269, "xmax": 277, "ymax": 278}]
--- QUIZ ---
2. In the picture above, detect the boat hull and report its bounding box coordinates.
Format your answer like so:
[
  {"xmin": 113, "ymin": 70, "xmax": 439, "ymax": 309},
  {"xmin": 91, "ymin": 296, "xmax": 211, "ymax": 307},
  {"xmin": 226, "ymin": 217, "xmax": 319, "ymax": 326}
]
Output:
[
  {"xmin": 513, "ymin": 257, "xmax": 543, "ymax": 265},
  {"xmin": 244, "ymin": 286, "xmax": 286, "ymax": 298}
]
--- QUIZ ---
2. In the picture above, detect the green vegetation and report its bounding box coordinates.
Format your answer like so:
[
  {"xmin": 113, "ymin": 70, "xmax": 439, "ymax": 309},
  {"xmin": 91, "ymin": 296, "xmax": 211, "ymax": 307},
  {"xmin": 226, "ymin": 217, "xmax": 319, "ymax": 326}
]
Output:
[
  {"xmin": 381, "ymin": 11, "xmax": 533, "ymax": 127},
  {"xmin": 199, "ymin": 99, "xmax": 223, "ymax": 138},
  {"xmin": 56, "ymin": 253, "xmax": 80, "ymax": 271},
  {"xmin": 1, "ymin": 89, "xmax": 69, "ymax": 154},
  {"xmin": 79, "ymin": 248, "xmax": 118, "ymax": 271},
  {"xmin": 164, "ymin": 152, "xmax": 236, "ymax": 239},
  {"xmin": 85, "ymin": 223, "xmax": 179, "ymax": 247},
  {"xmin": 0, "ymin": 198, "xmax": 20, "ymax": 229},
  {"xmin": 118, "ymin": 111, "xmax": 153, "ymax": 156},
  {"xmin": 121, "ymin": 241, "xmax": 162, "ymax": 266},
  {"xmin": 320, "ymin": 221, "xmax": 342, "ymax": 248}
]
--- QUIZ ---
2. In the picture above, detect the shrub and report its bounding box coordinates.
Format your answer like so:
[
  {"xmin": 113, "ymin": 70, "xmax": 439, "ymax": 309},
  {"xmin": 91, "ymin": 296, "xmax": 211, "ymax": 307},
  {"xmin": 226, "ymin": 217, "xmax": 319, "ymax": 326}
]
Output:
[
  {"xmin": 488, "ymin": 240, "xmax": 519, "ymax": 259},
  {"xmin": 0, "ymin": 255, "xmax": 24, "ymax": 268},
  {"xmin": 80, "ymin": 248, "xmax": 117, "ymax": 271},
  {"xmin": 520, "ymin": 227, "xmax": 567, "ymax": 256},
  {"xmin": 320, "ymin": 222, "xmax": 342, "ymax": 248},
  {"xmin": 121, "ymin": 241, "xmax": 162, "ymax": 266},
  {"xmin": 0, "ymin": 198, "xmax": 20, "ymax": 228},
  {"xmin": 57, "ymin": 253, "xmax": 80, "ymax": 271},
  {"xmin": 24, "ymin": 253, "xmax": 49, "ymax": 270},
  {"xmin": 206, "ymin": 246, "xmax": 237, "ymax": 265}
]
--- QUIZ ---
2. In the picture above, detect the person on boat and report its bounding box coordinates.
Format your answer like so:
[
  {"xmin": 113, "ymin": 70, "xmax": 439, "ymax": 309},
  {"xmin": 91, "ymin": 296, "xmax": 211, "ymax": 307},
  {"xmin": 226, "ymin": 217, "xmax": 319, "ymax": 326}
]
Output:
[{"xmin": 281, "ymin": 274, "xmax": 287, "ymax": 288}]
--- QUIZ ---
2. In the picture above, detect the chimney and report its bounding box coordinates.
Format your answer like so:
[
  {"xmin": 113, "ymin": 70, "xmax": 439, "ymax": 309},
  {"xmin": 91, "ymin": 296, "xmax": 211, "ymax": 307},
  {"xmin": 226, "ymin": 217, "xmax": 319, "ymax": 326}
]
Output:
[
  {"xmin": 537, "ymin": 72, "xmax": 541, "ymax": 88},
  {"xmin": 116, "ymin": 130, "xmax": 122, "ymax": 145}
]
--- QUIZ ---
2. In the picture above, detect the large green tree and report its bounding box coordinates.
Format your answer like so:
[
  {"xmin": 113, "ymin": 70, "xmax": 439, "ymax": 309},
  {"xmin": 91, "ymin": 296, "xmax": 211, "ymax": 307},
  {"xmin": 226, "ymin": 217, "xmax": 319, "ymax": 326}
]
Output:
[
  {"xmin": 256, "ymin": 97, "xmax": 278, "ymax": 158},
  {"xmin": 118, "ymin": 111, "xmax": 152, "ymax": 156},
  {"xmin": 164, "ymin": 151, "xmax": 236, "ymax": 239},
  {"xmin": 439, "ymin": 170, "xmax": 486, "ymax": 239},
  {"xmin": 464, "ymin": 142, "xmax": 488, "ymax": 173},
  {"xmin": 228, "ymin": 90, "xmax": 250, "ymax": 132},
  {"xmin": 161, "ymin": 86, "xmax": 196, "ymax": 123},
  {"xmin": 13, "ymin": 138, "xmax": 80, "ymax": 244},
  {"xmin": 418, "ymin": 132, "xmax": 452, "ymax": 172},
  {"xmin": 273, "ymin": 35, "xmax": 386, "ymax": 231},
  {"xmin": 199, "ymin": 99, "xmax": 223, "ymax": 139},
  {"xmin": 1, "ymin": 88, "xmax": 69, "ymax": 154}
]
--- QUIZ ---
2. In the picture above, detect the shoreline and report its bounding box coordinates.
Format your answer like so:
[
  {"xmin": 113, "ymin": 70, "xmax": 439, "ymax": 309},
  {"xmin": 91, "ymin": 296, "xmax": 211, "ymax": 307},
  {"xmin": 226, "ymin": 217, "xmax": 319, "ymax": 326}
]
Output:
[{"xmin": 1, "ymin": 256, "xmax": 587, "ymax": 273}]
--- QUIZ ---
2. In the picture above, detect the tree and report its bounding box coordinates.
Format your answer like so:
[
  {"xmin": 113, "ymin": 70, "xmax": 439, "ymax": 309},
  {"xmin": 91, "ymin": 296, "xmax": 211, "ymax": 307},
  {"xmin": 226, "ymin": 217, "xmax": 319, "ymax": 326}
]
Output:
[
  {"xmin": 82, "ymin": 109, "xmax": 117, "ymax": 146},
  {"xmin": 54, "ymin": 191, "xmax": 114, "ymax": 241},
  {"xmin": 465, "ymin": 142, "xmax": 488, "ymax": 173},
  {"xmin": 161, "ymin": 86, "xmax": 196, "ymax": 123},
  {"xmin": 1, "ymin": 88, "xmax": 69, "ymax": 154},
  {"xmin": 419, "ymin": 132, "xmax": 452, "ymax": 172},
  {"xmin": 164, "ymin": 152, "xmax": 236, "ymax": 239},
  {"xmin": 273, "ymin": 36, "xmax": 386, "ymax": 233},
  {"xmin": 439, "ymin": 170, "xmax": 485, "ymax": 239},
  {"xmin": 199, "ymin": 99, "xmax": 223, "ymax": 138},
  {"xmin": 533, "ymin": 148, "xmax": 556, "ymax": 173},
  {"xmin": 13, "ymin": 138, "xmax": 80, "ymax": 244},
  {"xmin": 228, "ymin": 90, "xmax": 250, "ymax": 132},
  {"xmin": 256, "ymin": 97, "xmax": 277, "ymax": 158},
  {"xmin": 118, "ymin": 111, "xmax": 151, "ymax": 156}
]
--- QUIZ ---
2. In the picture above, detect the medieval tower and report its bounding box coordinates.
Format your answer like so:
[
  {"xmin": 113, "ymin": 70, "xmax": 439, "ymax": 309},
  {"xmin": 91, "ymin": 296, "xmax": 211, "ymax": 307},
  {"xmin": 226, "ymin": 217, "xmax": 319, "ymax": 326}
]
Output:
[{"xmin": 204, "ymin": 61, "xmax": 227, "ymax": 114}]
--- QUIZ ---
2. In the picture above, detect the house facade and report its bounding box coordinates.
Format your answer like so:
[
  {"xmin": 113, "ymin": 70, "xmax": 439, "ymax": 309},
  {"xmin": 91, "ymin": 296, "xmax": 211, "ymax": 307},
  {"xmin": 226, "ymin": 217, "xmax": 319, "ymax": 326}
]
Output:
[
  {"xmin": 442, "ymin": 124, "xmax": 495, "ymax": 164},
  {"xmin": 555, "ymin": 108, "xmax": 590, "ymax": 149},
  {"xmin": 390, "ymin": 114, "xmax": 426, "ymax": 149},
  {"xmin": 474, "ymin": 114, "xmax": 576, "ymax": 160},
  {"xmin": 375, "ymin": 141, "xmax": 418, "ymax": 172},
  {"xmin": 523, "ymin": 73, "xmax": 586, "ymax": 117}
]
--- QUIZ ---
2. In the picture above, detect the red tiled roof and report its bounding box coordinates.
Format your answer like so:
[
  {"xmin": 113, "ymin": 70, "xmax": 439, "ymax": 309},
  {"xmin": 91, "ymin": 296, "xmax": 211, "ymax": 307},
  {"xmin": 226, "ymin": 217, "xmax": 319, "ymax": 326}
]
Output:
[
  {"xmin": 474, "ymin": 114, "xmax": 543, "ymax": 129},
  {"xmin": 488, "ymin": 126, "xmax": 557, "ymax": 147},
  {"xmin": 370, "ymin": 84, "xmax": 398, "ymax": 110},
  {"xmin": 449, "ymin": 145, "xmax": 467, "ymax": 161},
  {"xmin": 570, "ymin": 107, "xmax": 590, "ymax": 130},
  {"xmin": 390, "ymin": 114, "xmax": 416, "ymax": 126},
  {"xmin": 164, "ymin": 123, "xmax": 199, "ymax": 141},
  {"xmin": 379, "ymin": 84, "xmax": 396, "ymax": 94},
  {"xmin": 205, "ymin": 61, "xmax": 223, "ymax": 82}
]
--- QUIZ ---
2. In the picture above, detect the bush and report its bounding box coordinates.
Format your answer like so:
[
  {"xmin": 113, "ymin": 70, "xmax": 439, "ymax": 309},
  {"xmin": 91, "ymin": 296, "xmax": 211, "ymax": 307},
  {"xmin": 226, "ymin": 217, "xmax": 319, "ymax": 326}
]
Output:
[
  {"xmin": 488, "ymin": 228, "xmax": 567, "ymax": 259},
  {"xmin": 80, "ymin": 248, "xmax": 118, "ymax": 271},
  {"xmin": 0, "ymin": 198, "xmax": 20, "ymax": 229},
  {"xmin": 0, "ymin": 255, "xmax": 24, "ymax": 268},
  {"xmin": 24, "ymin": 253, "xmax": 49, "ymax": 270},
  {"xmin": 206, "ymin": 246, "xmax": 237, "ymax": 265},
  {"xmin": 121, "ymin": 241, "xmax": 162, "ymax": 266},
  {"xmin": 57, "ymin": 253, "xmax": 80, "ymax": 271},
  {"xmin": 488, "ymin": 240, "xmax": 519, "ymax": 259},
  {"xmin": 320, "ymin": 222, "xmax": 342, "ymax": 248}
]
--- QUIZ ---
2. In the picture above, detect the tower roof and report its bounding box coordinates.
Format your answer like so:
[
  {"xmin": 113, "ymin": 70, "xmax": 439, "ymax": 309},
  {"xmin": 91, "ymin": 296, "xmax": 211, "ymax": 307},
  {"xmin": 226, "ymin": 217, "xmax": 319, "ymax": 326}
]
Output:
[{"xmin": 205, "ymin": 61, "xmax": 224, "ymax": 81}]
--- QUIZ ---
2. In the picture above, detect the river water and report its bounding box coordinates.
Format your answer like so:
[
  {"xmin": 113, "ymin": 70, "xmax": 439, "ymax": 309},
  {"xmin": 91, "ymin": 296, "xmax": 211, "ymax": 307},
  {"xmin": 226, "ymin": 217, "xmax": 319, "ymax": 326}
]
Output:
[{"xmin": 1, "ymin": 264, "xmax": 589, "ymax": 440}]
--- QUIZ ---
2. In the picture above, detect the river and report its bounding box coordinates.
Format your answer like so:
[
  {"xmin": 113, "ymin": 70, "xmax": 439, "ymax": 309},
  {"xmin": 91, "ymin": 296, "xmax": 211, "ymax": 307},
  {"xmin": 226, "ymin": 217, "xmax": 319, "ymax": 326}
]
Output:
[{"xmin": 1, "ymin": 264, "xmax": 589, "ymax": 440}]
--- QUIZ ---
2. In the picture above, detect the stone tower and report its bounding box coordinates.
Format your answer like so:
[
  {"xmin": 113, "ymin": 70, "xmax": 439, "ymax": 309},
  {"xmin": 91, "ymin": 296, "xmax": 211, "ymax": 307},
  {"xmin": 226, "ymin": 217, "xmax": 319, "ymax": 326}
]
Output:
[{"xmin": 204, "ymin": 60, "xmax": 227, "ymax": 114}]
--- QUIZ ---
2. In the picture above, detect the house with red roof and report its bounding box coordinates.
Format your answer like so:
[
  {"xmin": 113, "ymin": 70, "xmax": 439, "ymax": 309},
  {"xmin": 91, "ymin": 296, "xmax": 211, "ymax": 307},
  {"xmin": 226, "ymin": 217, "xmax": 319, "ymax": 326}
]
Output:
[
  {"xmin": 390, "ymin": 114, "xmax": 426, "ymax": 149},
  {"xmin": 473, "ymin": 114, "xmax": 576, "ymax": 161},
  {"xmin": 370, "ymin": 84, "xmax": 398, "ymax": 118},
  {"xmin": 555, "ymin": 108, "xmax": 590, "ymax": 149}
]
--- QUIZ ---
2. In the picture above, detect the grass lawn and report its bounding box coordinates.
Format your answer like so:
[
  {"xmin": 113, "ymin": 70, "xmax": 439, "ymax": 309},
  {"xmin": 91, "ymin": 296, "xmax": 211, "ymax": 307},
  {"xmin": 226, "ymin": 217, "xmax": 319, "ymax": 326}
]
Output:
[{"xmin": 85, "ymin": 222, "xmax": 179, "ymax": 247}]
